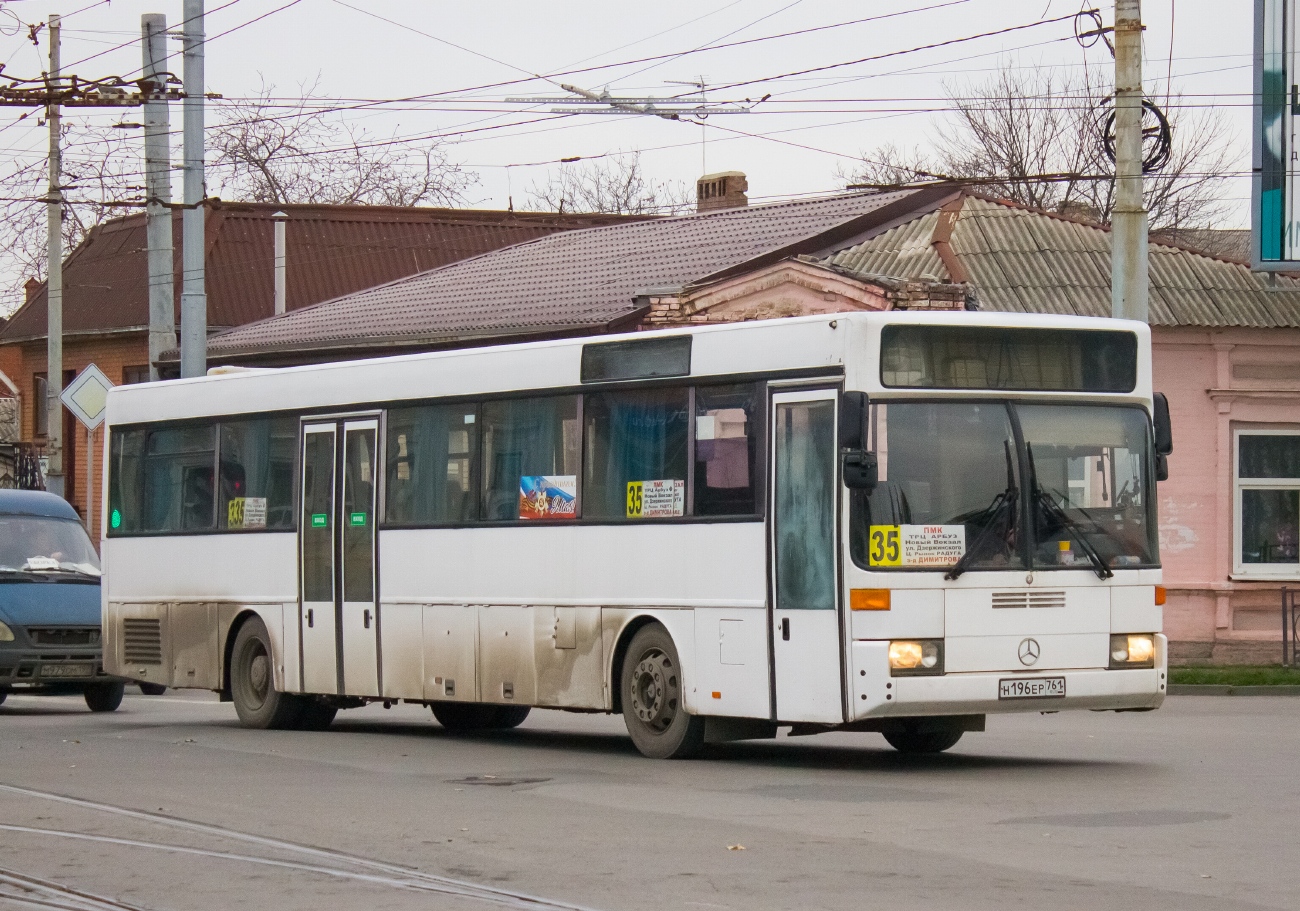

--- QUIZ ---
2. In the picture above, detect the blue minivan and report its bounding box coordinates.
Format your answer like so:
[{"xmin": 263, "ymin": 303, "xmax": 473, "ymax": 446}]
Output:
[{"xmin": 0, "ymin": 489, "xmax": 125, "ymax": 711}]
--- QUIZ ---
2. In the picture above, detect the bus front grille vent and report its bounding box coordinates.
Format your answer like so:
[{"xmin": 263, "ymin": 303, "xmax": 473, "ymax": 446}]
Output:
[
  {"xmin": 991, "ymin": 591, "xmax": 1066, "ymax": 610},
  {"xmin": 122, "ymin": 619, "xmax": 163, "ymax": 665}
]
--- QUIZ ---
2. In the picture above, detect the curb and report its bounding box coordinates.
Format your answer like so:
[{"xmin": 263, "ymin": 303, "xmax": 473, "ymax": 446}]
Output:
[{"xmin": 1167, "ymin": 684, "xmax": 1300, "ymax": 696}]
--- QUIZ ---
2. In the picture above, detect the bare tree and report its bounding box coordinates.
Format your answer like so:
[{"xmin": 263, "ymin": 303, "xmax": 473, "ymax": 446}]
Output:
[
  {"xmin": 209, "ymin": 81, "xmax": 475, "ymax": 207},
  {"xmin": 526, "ymin": 152, "xmax": 692, "ymax": 215},
  {"xmin": 0, "ymin": 124, "xmax": 140, "ymax": 315},
  {"xmin": 840, "ymin": 64, "xmax": 1239, "ymax": 232}
]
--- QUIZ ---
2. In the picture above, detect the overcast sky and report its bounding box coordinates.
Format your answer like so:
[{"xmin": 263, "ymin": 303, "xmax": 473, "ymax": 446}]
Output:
[{"xmin": 0, "ymin": 1, "xmax": 1254, "ymax": 309}]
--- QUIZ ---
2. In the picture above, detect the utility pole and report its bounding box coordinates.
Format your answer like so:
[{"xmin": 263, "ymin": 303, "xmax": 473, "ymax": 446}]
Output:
[
  {"xmin": 45, "ymin": 13, "xmax": 64, "ymax": 499},
  {"xmin": 142, "ymin": 13, "xmax": 174, "ymax": 382},
  {"xmin": 180, "ymin": 0, "xmax": 207, "ymax": 378},
  {"xmin": 1111, "ymin": 0, "xmax": 1148, "ymax": 322}
]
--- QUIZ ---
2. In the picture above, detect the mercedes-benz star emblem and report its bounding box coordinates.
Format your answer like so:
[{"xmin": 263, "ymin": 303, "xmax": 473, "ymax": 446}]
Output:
[{"xmin": 1018, "ymin": 637, "xmax": 1041, "ymax": 666}]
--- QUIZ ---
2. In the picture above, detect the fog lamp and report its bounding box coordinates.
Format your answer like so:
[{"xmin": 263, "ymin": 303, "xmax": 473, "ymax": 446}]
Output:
[
  {"xmin": 1109, "ymin": 634, "xmax": 1155, "ymax": 668},
  {"xmin": 888, "ymin": 639, "xmax": 943, "ymax": 676},
  {"xmin": 0, "ymin": 621, "xmax": 13, "ymax": 642}
]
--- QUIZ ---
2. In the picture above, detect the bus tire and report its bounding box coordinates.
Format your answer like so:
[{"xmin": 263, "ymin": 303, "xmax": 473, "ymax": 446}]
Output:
[
  {"xmin": 430, "ymin": 702, "xmax": 530, "ymax": 731},
  {"xmin": 491, "ymin": 705, "xmax": 531, "ymax": 729},
  {"xmin": 138, "ymin": 682, "xmax": 167, "ymax": 696},
  {"xmin": 296, "ymin": 699, "xmax": 338, "ymax": 731},
  {"xmin": 230, "ymin": 617, "xmax": 302, "ymax": 730},
  {"xmin": 0, "ymin": 690, "xmax": 7, "ymax": 706},
  {"xmin": 883, "ymin": 727, "xmax": 964, "ymax": 754},
  {"xmin": 620, "ymin": 624, "xmax": 705, "ymax": 759},
  {"xmin": 84, "ymin": 681, "xmax": 125, "ymax": 713}
]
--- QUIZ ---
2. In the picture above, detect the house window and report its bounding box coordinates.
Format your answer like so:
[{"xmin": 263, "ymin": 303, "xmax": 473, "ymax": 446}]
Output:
[
  {"xmin": 1236, "ymin": 430, "xmax": 1300, "ymax": 575},
  {"xmin": 33, "ymin": 374, "xmax": 48, "ymax": 436}
]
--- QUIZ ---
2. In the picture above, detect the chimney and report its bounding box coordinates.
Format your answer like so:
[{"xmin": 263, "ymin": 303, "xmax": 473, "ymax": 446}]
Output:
[
  {"xmin": 696, "ymin": 171, "xmax": 748, "ymax": 213},
  {"xmin": 24, "ymin": 277, "xmax": 41, "ymax": 303},
  {"xmin": 272, "ymin": 210, "xmax": 287, "ymax": 316}
]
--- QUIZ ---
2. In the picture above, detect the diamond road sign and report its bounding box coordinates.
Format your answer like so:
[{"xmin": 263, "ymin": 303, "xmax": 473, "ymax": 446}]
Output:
[{"xmin": 60, "ymin": 364, "xmax": 114, "ymax": 430}]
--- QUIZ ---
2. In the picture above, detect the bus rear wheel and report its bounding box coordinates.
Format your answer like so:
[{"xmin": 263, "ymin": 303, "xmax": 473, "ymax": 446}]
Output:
[
  {"xmin": 430, "ymin": 703, "xmax": 531, "ymax": 731},
  {"xmin": 84, "ymin": 681, "xmax": 125, "ymax": 713},
  {"xmin": 882, "ymin": 727, "xmax": 964, "ymax": 754},
  {"xmin": 620, "ymin": 624, "xmax": 705, "ymax": 759},
  {"xmin": 230, "ymin": 617, "xmax": 302, "ymax": 730},
  {"xmin": 296, "ymin": 699, "xmax": 338, "ymax": 731}
]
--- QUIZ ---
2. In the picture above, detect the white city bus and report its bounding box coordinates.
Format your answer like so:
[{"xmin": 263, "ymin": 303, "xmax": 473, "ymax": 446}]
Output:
[{"xmin": 101, "ymin": 311, "xmax": 1170, "ymax": 758}]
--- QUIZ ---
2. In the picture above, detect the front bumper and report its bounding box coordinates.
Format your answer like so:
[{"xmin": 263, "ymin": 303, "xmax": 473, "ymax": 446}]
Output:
[
  {"xmin": 851, "ymin": 634, "xmax": 1167, "ymax": 719},
  {"xmin": 0, "ymin": 639, "xmax": 111, "ymax": 690}
]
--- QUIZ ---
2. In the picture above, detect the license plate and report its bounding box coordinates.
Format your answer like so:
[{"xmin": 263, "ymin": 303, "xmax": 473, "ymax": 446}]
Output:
[
  {"xmin": 999, "ymin": 676, "xmax": 1066, "ymax": 699},
  {"xmin": 40, "ymin": 663, "xmax": 95, "ymax": 678}
]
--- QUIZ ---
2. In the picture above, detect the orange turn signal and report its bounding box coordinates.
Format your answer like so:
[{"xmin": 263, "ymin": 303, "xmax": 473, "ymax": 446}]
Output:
[
  {"xmin": 1154, "ymin": 585, "xmax": 1167, "ymax": 606},
  {"xmin": 850, "ymin": 588, "xmax": 891, "ymax": 611}
]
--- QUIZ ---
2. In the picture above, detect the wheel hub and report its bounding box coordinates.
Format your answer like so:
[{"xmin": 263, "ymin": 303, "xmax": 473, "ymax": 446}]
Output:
[
  {"xmin": 631, "ymin": 649, "xmax": 678, "ymax": 733},
  {"xmin": 246, "ymin": 646, "xmax": 270, "ymax": 707}
]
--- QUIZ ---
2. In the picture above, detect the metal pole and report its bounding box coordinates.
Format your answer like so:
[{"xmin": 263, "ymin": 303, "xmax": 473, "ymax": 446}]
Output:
[
  {"xmin": 180, "ymin": 0, "xmax": 207, "ymax": 378},
  {"xmin": 143, "ymin": 13, "xmax": 174, "ymax": 382},
  {"xmin": 1111, "ymin": 0, "xmax": 1148, "ymax": 323},
  {"xmin": 45, "ymin": 14, "xmax": 64, "ymax": 499},
  {"xmin": 273, "ymin": 211, "xmax": 287, "ymax": 315},
  {"xmin": 85, "ymin": 424, "xmax": 93, "ymax": 536}
]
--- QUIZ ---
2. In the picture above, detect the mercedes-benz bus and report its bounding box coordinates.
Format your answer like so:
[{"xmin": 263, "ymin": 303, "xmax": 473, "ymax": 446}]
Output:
[{"xmin": 101, "ymin": 311, "xmax": 1171, "ymax": 758}]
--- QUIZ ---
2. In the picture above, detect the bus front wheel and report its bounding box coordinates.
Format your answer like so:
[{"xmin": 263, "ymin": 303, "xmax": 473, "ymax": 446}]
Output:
[
  {"xmin": 882, "ymin": 727, "xmax": 964, "ymax": 754},
  {"xmin": 620, "ymin": 624, "xmax": 705, "ymax": 760},
  {"xmin": 230, "ymin": 617, "xmax": 302, "ymax": 730}
]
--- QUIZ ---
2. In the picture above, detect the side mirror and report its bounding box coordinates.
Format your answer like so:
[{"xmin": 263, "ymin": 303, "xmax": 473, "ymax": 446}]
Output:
[
  {"xmin": 1155, "ymin": 453, "xmax": 1169, "ymax": 483},
  {"xmin": 839, "ymin": 391, "xmax": 868, "ymax": 450},
  {"xmin": 1153, "ymin": 392, "xmax": 1173, "ymax": 456},
  {"xmin": 843, "ymin": 450, "xmax": 879, "ymax": 490}
]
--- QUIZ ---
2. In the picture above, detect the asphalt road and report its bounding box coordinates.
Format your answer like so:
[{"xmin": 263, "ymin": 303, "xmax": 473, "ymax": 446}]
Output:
[{"xmin": 0, "ymin": 691, "xmax": 1295, "ymax": 911}]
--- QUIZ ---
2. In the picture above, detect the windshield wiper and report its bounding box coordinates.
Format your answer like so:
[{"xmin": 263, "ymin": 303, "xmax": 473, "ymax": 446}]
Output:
[
  {"xmin": 0, "ymin": 568, "xmax": 49, "ymax": 582},
  {"xmin": 945, "ymin": 488, "xmax": 1018, "ymax": 581},
  {"xmin": 1026, "ymin": 443, "xmax": 1113, "ymax": 580},
  {"xmin": 946, "ymin": 441, "xmax": 1020, "ymax": 581}
]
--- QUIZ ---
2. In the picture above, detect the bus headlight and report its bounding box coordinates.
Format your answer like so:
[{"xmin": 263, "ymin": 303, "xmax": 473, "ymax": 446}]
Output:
[
  {"xmin": 889, "ymin": 639, "xmax": 943, "ymax": 676},
  {"xmin": 1109, "ymin": 634, "xmax": 1155, "ymax": 668},
  {"xmin": 0, "ymin": 621, "xmax": 14, "ymax": 642}
]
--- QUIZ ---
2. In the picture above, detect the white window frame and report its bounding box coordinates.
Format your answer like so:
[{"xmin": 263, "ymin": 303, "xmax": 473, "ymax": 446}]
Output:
[{"xmin": 1233, "ymin": 427, "xmax": 1300, "ymax": 578}]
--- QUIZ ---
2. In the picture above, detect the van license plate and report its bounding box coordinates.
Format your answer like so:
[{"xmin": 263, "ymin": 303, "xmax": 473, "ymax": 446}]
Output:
[
  {"xmin": 999, "ymin": 676, "xmax": 1066, "ymax": 699},
  {"xmin": 40, "ymin": 663, "xmax": 95, "ymax": 678}
]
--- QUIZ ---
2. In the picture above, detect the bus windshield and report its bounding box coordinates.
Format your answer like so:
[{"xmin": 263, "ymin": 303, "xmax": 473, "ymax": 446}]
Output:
[{"xmin": 850, "ymin": 402, "xmax": 1158, "ymax": 572}]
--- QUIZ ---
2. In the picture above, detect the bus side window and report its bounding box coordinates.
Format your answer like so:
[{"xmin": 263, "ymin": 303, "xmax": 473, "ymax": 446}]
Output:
[
  {"xmin": 481, "ymin": 397, "xmax": 580, "ymax": 521},
  {"xmin": 387, "ymin": 404, "xmax": 480, "ymax": 525},
  {"xmin": 108, "ymin": 428, "xmax": 147, "ymax": 534},
  {"xmin": 583, "ymin": 387, "xmax": 689, "ymax": 520},
  {"xmin": 218, "ymin": 417, "xmax": 297, "ymax": 530},
  {"xmin": 142, "ymin": 425, "xmax": 216, "ymax": 532},
  {"xmin": 693, "ymin": 383, "xmax": 761, "ymax": 517}
]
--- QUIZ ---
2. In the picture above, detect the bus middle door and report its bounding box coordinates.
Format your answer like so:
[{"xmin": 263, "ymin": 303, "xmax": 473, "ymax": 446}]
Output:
[
  {"xmin": 299, "ymin": 417, "xmax": 381, "ymax": 697},
  {"xmin": 769, "ymin": 388, "xmax": 844, "ymax": 724}
]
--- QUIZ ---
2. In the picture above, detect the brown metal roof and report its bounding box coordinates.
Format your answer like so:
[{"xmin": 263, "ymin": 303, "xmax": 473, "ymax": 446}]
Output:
[
  {"xmin": 825, "ymin": 193, "xmax": 1300, "ymax": 328},
  {"xmin": 202, "ymin": 189, "xmax": 934, "ymax": 361},
  {"xmin": 0, "ymin": 201, "xmax": 642, "ymax": 343}
]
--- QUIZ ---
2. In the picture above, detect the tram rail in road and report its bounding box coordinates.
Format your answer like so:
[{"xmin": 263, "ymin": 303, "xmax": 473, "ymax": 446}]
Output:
[{"xmin": 0, "ymin": 782, "xmax": 603, "ymax": 911}]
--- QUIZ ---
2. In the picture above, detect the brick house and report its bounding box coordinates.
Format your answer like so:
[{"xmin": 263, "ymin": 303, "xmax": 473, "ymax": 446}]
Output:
[{"xmin": 0, "ymin": 201, "xmax": 643, "ymax": 517}]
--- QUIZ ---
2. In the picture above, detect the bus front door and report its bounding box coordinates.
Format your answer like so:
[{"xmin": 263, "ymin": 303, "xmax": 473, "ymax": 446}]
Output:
[
  {"xmin": 298, "ymin": 418, "xmax": 381, "ymax": 697},
  {"xmin": 769, "ymin": 389, "xmax": 844, "ymax": 724}
]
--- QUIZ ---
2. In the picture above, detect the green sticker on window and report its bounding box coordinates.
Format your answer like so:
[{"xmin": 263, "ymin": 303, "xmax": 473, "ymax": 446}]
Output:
[
  {"xmin": 350, "ymin": 512, "xmax": 367, "ymax": 527},
  {"xmin": 110, "ymin": 509, "xmax": 122, "ymax": 530},
  {"xmin": 311, "ymin": 513, "xmax": 328, "ymax": 528}
]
